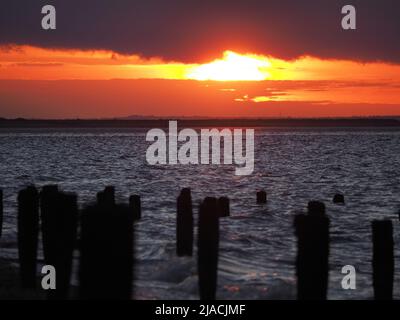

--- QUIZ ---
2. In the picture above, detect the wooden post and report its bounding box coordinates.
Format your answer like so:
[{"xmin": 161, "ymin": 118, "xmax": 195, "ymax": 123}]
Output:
[
  {"xmin": 372, "ymin": 220, "xmax": 394, "ymax": 300},
  {"xmin": 333, "ymin": 194, "xmax": 345, "ymax": 204},
  {"xmin": 55, "ymin": 193, "xmax": 78, "ymax": 299},
  {"xmin": 40, "ymin": 185, "xmax": 59, "ymax": 264},
  {"xmin": 40, "ymin": 186, "xmax": 78, "ymax": 299},
  {"xmin": 80, "ymin": 203, "xmax": 133, "ymax": 299},
  {"xmin": 294, "ymin": 201, "xmax": 329, "ymax": 300},
  {"xmin": 176, "ymin": 188, "xmax": 193, "ymax": 256},
  {"xmin": 0, "ymin": 188, "xmax": 3, "ymax": 238},
  {"xmin": 97, "ymin": 186, "xmax": 115, "ymax": 207},
  {"xmin": 256, "ymin": 190, "xmax": 267, "ymax": 204},
  {"xmin": 17, "ymin": 186, "xmax": 39, "ymax": 288},
  {"xmin": 217, "ymin": 197, "xmax": 230, "ymax": 217},
  {"xmin": 198, "ymin": 197, "xmax": 219, "ymax": 300},
  {"xmin": 129, "ymin": 195, "xmax": 141, "ymax": 221}
]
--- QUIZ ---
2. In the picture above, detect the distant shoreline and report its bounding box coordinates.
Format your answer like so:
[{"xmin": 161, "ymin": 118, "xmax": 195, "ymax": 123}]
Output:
[{"xmin": 0, "ymin": 118, "xmax": 400, "ymax": 128}]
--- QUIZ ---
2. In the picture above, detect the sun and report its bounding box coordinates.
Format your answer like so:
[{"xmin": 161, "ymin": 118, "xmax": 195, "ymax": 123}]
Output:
[{"xmin": 187, "ymin": 51, "xmax": 271, "ymax": 81}]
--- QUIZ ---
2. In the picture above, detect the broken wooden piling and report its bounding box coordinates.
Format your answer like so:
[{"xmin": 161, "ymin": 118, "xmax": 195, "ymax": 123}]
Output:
[
  {"xmin": 40, "ymin": 186, "xmax": 78, "ymax": 299},
  {"xmin": 97, "ymin": 186, "xmax": 115, "ymax": 207},
  {"xmin": 0, "ymin": 188, "xmax": 3, "ymax": 238},
  {"xmin": 294, "ymin": 201, "xmax": 330, "ymax": 300},
  {"xmin": 17, "ymin": 186, "xmax": 39, "ymax": 288},
  {"xmin": 80, "ymin": 199, "xmax": 133, "ymax": 299},
  {"xmin": 198, "ymin": 197, "xmax": 219, "ymax": 300},
  {"xmin": 333, "ymin": 193, "xmax": 345, "ymax": 204},
  {"xmin": 129, "ymin": 194, "xmax": 141, "ymax": 221},
  {"xmin": 256, "ymin": 190, "xmax": 267, "ymax": 204},
  {"xmin": 372, "ymin": 220, "xmax": 394, "ymax": 300},
  {"xmin": 217, "ymin": 196, "xmax": 230, "ymax": 217},
  {"xmin": 176, "ymin": 188, "xmax": 193, "ymax": 257},
  {"xmin": 40, "ymin": 185, "xmax": 59, "ymax": 264}
]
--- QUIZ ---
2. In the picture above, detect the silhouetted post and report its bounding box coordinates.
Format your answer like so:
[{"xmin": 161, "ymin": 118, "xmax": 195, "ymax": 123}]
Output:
[
  {"xmin": 333, "ymin": 194, "xmax": 345, "ymax": 204},
  {"xmin": 0, "ymin": 189, "xmax": 3, "ymax": 238},
  {"xmin": 80, "ymin": 203, "xmax": 133, "ymax": 299},
  {"xmin": 129, "ymin": 195, "xmax": 141, "ymax": 221},
  {"xmin": 294, "ymin": 201, "xmax": 329, "ymax": 300},
  {"xmin": 17, "ymin": 186, "xmax": 39, "ymax": 288},
  {"xmin": 217, "ymin": 197, "xmax": 230, "ymax": 217},
  {"xmin": 56, "ymin": 193, "xmax": 78, "ymax": 299},
  {"xmin": 256, "ymin": 190, "xmax": 267, "ymax": 204},
  {"xmin": 40, "ymin": 185, "xmax": 59, "ymax": 264},
  {"xmin": 97, "ymin": 186, "xmax": 115, "ymax": 207},
  {"xmin": 176, "ymin": 188, "xmax": 193, "ymax": 256},
  {"xmin": 372, "ymin": 220, "xmax": 394, "ymax": 300},
  {"xmin": 198, "ymin": 197, "xmax": 219, "ymax": 300},
  {"xmin": 40, "ymin": 186, "xmax": 78, "ymax": 299}
]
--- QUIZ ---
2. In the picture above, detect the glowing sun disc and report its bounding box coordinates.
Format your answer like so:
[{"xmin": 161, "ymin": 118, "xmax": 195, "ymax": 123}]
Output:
[{"xmin": 187, "ymin": 51, "xmax": 271, "ymax": 81}]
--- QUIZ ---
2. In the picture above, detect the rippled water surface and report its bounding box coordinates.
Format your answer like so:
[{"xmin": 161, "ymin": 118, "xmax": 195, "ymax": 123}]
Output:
[{"xmin": 0, "ymin": 127, "xmax": 399, "ymax": 299}]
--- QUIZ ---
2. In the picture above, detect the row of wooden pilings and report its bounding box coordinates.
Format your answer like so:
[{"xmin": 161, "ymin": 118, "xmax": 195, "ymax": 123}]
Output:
[{"xmin": 0, "ymin": 187, "xmax": 397, "ymax": 299}]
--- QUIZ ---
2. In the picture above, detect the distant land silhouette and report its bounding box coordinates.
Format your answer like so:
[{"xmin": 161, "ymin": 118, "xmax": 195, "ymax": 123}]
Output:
[{"xmin": 0, "ymin": 117, "xmax": 400, "ymax": 128}]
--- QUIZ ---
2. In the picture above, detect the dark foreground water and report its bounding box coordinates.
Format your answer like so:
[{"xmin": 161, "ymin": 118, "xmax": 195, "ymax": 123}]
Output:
[{"xmin": 0, "ymin": 127, "xmax": 399, "ymax": 299}]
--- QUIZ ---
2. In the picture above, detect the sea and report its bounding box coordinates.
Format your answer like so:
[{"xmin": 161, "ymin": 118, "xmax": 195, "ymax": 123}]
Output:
[{"xmin": 0, "ymin": 126, "xmax": 399, "ymax": 299}]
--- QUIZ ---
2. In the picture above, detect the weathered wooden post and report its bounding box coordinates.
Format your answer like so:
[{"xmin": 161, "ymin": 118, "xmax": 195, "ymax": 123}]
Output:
[
  {"xmin": 0, "ymin": 188, "xmax": 3, "ymax": 238},
  {"xmin": 256, "ymin": 190, "xmax": 267, "ymax": 204},
  {"xmin": 372, "ymin": 220, "xmax": 394, "ymax": 300},
  {"xmin": 198, "ymin": 197, "xmax": 219, "ymax": 300},
  {"xmin": 97, "ymin": 186, "xmax": 115, "ymax": 207},
  {"xmin": 17, "ymin": 186, "xmax": 39, "ymax": 288},
  {"xmin": 80, "ymin": 203, "xmax": 133, "ymax": 299},
  {"xmin": 55, "ymin": 192, "xmax": 78, "ymax": 299},
  {"xmin": 176, "ymin": 188, "xmax": 193, "ymax": 256},
  {"xmin": 40, "ymin": 186, "xmax": 78, "ymax": 299},
  {"xmin": 294, "ymin": 201, "xmax": 330, "ymax": 300},
  {"xmin": 129, "ymin": 194, "xmax": 141, "ymax": 221},
  {"xmin": 217, "ymin": 196, "xmax": 230, "ymax": 217},
  {"xmin": 333, "ymin": 193, "xmax": 345, "ymax": 204},
  {"xmin": 40, "ymin": 185, "xmax": 59, "ymax": 264}
]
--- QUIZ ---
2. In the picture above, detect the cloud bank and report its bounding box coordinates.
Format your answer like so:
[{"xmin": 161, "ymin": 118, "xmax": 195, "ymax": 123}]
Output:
[{"xmin": 1, "ymin": 0, "xmax": 399, "ymax": 63}]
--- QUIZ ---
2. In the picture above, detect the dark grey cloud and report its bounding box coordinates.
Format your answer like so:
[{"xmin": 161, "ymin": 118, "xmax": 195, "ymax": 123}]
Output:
[{"xmin": 0, "ymin": 0, "xmax": 399, "ymax": 63}]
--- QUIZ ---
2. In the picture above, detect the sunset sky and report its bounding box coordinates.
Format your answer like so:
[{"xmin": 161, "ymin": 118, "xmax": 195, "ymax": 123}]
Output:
[{"xmin": 1, "ymin": 0, "xmax": 399, "ymax": 118}]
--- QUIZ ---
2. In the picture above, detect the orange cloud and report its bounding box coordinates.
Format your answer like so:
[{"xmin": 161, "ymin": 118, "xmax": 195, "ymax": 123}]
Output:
[
  {"xmin": 2, "ymin": 45, "xmax": 400, "ymax": 83},
  {"xmin": 1, "ymin": 45, "xmax": 400, "ymax": 118},
  {"xmin": 0, "ymin": 45, "xmax": 192, "ymax": 80}
]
